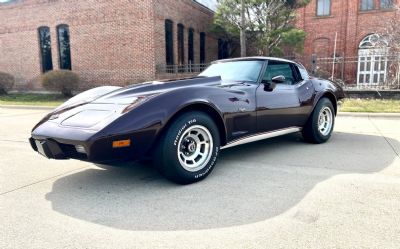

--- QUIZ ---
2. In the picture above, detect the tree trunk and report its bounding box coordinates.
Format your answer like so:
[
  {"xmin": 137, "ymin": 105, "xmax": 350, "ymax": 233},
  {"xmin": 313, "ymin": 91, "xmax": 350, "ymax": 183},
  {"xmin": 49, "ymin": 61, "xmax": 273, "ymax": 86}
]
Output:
[{"xmin": 240, "ymin": 0, "xmax": 246, "ymax": 57}]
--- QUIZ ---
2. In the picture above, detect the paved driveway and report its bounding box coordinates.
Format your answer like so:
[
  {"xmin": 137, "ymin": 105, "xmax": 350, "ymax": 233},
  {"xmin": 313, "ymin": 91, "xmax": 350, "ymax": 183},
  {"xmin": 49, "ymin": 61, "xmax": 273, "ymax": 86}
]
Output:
[{"xmin": 0, "ymin": 107, "xmax": 399, "ymax": 248}]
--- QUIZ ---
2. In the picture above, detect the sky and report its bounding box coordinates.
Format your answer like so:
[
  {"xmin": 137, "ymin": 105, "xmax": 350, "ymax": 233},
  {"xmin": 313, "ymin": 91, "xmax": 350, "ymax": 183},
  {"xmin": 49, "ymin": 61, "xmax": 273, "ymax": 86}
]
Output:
[{"xmin": 195, "ymin": 0, "xmax": 217, "ymax": 10}]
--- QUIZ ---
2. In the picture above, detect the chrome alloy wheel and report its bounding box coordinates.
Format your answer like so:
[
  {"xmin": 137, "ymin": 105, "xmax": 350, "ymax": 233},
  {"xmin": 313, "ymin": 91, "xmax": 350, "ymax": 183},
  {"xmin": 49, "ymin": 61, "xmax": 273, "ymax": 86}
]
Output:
[
  {"xmin": 177, "ymin": 125, "xmax": 214, "ymax": 172},
  {"xmin": 318, "ymin": 107, "xmax": 333, "ymax": 136}
]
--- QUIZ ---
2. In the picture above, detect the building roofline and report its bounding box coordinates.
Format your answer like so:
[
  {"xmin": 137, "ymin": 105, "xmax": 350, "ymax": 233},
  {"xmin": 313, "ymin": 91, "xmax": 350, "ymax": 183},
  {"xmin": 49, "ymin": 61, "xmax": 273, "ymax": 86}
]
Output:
[{"xmin": 191, "ymin": 0, "xmax": 215, "ymax": 13}]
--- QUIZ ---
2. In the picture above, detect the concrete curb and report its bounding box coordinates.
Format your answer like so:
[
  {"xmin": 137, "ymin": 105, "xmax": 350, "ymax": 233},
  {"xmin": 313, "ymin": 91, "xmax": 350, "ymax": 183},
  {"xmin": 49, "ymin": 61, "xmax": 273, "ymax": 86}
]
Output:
[{"xmin": 337, "ymin": 112, "xmax": 400, "ymax": 118}]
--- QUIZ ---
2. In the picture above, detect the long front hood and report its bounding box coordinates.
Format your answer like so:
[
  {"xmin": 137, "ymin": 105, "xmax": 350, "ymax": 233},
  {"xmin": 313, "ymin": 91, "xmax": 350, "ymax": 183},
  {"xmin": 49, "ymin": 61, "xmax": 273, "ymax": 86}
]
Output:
[
  {"xmin": 32, "ymin": 76, "xmax": 223, "ymax": 134},
  {"xmin": 92, "ymin": 76, "xmax": 222, "ymax": 104}
]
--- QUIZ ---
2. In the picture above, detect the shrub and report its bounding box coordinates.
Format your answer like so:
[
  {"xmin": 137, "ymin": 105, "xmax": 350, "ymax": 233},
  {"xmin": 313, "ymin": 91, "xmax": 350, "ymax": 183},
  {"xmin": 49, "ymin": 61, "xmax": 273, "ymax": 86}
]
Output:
[
  {"xmin": 0, "ymin": 72, "xmax": 15, "ymax": 95},
  {"xmin": 41, "ymin": 70, "xmax": 79, "ymax": 97}
]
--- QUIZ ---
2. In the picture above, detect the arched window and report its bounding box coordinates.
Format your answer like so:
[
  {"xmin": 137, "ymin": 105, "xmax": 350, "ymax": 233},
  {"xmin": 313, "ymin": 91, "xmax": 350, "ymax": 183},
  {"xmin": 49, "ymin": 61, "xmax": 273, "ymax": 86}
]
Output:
[
  {"xmin": 38, "ymin": 26, "xmax": 53, "ymax": 73},
  {"xmin": 359, "ymin": 34, "xmax": 388, "ymax": 49},
  {"xmin": 57, "ymin": 24, "xmax": 71, "ymax": 70},
  {"xmin": 188, "ymin": 28, "xmax": 194, "ymax": 64},
  {"xmin": 357, "ymin": 34, "xmax": 389, "ymax": 86},
  {"xmin": 165, "ymin": 19, "xmax": 174, "ymax": 65},
  {"xmin": 200, "ymin": 32, "xmax": 206, "ymax": 65},
  {"xmin": 177, "ymin": 24, "xmax": 185, "ymax": 65}
]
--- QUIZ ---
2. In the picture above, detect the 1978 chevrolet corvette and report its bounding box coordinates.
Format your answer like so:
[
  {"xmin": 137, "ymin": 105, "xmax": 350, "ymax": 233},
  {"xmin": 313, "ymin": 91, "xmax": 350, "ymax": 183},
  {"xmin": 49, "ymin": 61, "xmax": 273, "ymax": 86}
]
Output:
[{"xmin": 30, "ymin": 57, "xmax": 344, "ymax": 184}]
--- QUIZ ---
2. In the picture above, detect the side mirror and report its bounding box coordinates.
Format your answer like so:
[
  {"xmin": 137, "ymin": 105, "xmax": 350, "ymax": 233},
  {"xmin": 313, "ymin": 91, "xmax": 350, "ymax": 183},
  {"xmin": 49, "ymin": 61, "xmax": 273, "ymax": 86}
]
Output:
[
  {"xmin": 271, "ymin": 75, "xmax": 286, "ymax": 84},
  {"xmin": 262, "ymin": 80, "xmax": 276, "ymax": 92}
]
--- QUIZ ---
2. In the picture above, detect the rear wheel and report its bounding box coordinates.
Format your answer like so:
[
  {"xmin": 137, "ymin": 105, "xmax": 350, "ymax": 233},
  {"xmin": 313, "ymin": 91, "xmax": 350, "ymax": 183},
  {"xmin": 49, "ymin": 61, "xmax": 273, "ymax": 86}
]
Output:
[
  {"xmin": 154, "ymin": 111, "xmax": 220, "ymax": 184},
  {"xmin": 302, "ymin": 98, "xmax": 335, "ymax": 144}
]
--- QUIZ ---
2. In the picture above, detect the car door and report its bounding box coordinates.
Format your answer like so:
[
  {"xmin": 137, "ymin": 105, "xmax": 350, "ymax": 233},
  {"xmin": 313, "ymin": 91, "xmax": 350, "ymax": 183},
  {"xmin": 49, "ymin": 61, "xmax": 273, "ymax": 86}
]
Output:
[{"xmin": 256, "ymin": 60, "xmax": 314, "ymax": 133}]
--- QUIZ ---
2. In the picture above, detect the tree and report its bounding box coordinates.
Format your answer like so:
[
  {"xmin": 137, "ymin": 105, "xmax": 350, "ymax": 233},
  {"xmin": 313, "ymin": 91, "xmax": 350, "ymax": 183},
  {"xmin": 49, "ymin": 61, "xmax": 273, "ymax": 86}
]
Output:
[
  {"xmin": 214, "ymin": 0, "xmax": 309, "ymax": 56},
  {"xmin": 377, "ymin": 4, "xmax": 400, "ymax": 88},
  {"xmin": 209, "ymin": 24, "xmax": 240, "ymax": 58},
  {"xmin": 378, "ymin": 5, "xmax": 400, "ymax": 52}
]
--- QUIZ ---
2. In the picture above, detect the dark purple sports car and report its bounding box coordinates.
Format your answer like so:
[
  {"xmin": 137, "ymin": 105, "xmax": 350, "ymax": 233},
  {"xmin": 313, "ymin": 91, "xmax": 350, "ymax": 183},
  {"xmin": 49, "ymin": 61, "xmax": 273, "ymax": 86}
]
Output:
[{"xmin": 30, "ymin": 57, "xmax": 344, "ymax": 184}]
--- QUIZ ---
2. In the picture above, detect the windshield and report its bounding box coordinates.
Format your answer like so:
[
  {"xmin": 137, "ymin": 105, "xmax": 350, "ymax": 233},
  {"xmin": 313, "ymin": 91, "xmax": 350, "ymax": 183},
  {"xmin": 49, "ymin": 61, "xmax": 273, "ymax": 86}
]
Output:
[{"xmin": 199, "ymin": 61, "xmax": 263, "ymax": 83}]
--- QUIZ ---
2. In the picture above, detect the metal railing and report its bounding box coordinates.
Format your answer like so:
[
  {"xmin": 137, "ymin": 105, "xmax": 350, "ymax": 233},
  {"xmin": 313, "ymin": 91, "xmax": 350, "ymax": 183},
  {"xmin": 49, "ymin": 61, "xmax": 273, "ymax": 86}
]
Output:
[
  {"xmin": 293, "ymin": 53, "xmax": 400, "ymax": 90},
  {"xmin": 157, "ymin": 54, "xmax": 400, "ymax": 90},
  {"xmin": 156, "ymin": 63, "xmax": 209, "ymax": 74}
]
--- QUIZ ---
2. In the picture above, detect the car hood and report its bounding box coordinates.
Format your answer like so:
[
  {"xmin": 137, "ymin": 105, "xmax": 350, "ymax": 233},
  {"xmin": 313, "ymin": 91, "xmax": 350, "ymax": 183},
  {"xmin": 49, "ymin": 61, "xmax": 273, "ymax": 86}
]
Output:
[
  {"xmin": 92, "ymin": 76, "xmax": 222, "ymax": 104},
  {"xmin": 32, "ymin": 76, "xmax": 224, "ymax": 132}
]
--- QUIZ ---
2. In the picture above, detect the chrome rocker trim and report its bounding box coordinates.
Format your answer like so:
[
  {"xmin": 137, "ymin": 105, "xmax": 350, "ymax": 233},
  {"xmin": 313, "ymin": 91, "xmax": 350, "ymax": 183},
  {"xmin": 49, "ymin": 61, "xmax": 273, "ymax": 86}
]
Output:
[{"xmin": 221, "ymin": 127, "xmax": 302, "ymax": 150}]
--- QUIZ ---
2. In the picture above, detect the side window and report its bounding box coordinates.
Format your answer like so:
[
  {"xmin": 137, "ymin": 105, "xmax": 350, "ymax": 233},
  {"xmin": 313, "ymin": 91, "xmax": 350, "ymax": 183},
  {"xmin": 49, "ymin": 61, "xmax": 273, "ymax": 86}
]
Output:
[
  {"xmin": 263, "ymin": 61, "xmax": 297, "ymax": 85},
  {"xmin": 297, "ymin": 65, "xmax": 310, "ymax": 80}
]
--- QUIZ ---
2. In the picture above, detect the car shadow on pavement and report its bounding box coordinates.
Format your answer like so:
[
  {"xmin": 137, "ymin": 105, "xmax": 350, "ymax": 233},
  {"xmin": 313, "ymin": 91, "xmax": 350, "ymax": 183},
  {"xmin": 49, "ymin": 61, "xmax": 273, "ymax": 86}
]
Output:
[{"xmin": 45, "ymin": 132, "xmax": 399, "ymax": 231}]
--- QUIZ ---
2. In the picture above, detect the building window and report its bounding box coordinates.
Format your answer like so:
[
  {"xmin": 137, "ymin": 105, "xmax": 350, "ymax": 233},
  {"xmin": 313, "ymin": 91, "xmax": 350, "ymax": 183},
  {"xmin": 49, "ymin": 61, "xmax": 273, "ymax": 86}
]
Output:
[
  {"xmin": 177, "ymin": 24, "xmax": 185, "ymax": 65},
  {"xmin": 360, "ymin": 0, "xmax": 374, "ymax": 11},
  {"xmin": 38, "ymin": 26, "xmax": 53, "ymax": 73},
  {"xmin": 57, "ymin": 24, "xmax": 71, "ymax": 70},
  {"xmin": 188, "ymin": 28, "xmax": 194, "ymax": 64},
  {"xmin": 218, "ymin": 39, "xmax": 229, "ymax": 59},
  {"xmin": 316, "ymin": 0, "xmax": 330, "ymax": 16},
  {"xmin": 165, "ymin": 19, "xmax": 174, "ymax": 65},
  {"xmin": 357, "ymin": 34, "xmax": 389, "ymax": 86},
  {"xmin": 381, "ymin": 0, "xmax": 394, "ymax": 9},
  {"xmin": 200, "ymin": 32, "xmax": 206, "ymax": 64}
]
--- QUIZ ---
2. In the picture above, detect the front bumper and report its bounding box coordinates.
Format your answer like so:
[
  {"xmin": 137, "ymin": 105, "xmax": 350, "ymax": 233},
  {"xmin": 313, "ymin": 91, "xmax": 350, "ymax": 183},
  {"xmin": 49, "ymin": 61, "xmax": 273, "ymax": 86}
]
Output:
[
  {"xmin": 30, "ymin": 126, "xmax": 158, "ymax": 163},
  {"xmin": 29, "ymin": 137, "xmax": 88, "ymax": 160}
]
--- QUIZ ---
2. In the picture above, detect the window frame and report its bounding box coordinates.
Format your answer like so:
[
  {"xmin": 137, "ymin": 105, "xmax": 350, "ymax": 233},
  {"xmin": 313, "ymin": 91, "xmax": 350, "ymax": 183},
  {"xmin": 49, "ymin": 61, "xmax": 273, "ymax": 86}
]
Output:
[
  {"xmin": 177, "ymin": 23, "xmax": 185, "ymax": 65},
  {"xmin": 56, "ymin": 24, "xmax": 72, "ymax": 70},
  {"xmin": 200, "ymin": 32, "xmax": 206, "ymax": 65},
  {"xmin": 188, "ymin": 28, "xmax": 194, "ymax": 64},
  {"xmin": 360, "ymin": 0, "xmax": 375, "ymax": 11},
  {"xmin": 165, "ymin": 19, "xmax": 174, "ymax": 65},
  {"xmin": 316, "ymin": 0, "xmax": 331, "ymax": 16},
  {"xmin": 38, "ymin": 26, "xmax": 53, "ymax": 73},
  {"xmin": 380, "ymin": 0, "xmax": 394, "ymax": 9}
]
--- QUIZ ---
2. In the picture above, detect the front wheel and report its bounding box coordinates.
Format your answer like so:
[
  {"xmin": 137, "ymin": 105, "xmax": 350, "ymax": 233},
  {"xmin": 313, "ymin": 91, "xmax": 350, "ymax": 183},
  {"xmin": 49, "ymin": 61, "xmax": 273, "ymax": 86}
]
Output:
[
  {"xmin": 154, "ymin": 111, "xmax": 220, "ymax": 184},
  {"xmin": 302, "ymin": 98, "xmax": 335, "ymax": 144}
]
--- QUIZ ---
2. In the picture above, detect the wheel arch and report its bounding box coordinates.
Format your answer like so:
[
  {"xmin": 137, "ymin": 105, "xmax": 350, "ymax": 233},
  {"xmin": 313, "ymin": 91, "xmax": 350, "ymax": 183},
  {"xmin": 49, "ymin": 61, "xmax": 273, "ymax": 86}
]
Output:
[
  {"xmin": 316, "ymin": 91, "xmax": 338, "ymax": 115},
  {"xmin": 162, "ymin": 102, "xmax": 227, "ymax": 146}
]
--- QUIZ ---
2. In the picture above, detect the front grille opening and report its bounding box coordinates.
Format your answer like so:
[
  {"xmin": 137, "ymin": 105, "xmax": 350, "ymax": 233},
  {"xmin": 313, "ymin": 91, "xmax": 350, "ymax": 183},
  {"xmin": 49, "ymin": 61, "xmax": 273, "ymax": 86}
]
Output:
[{"xmin": 59, "ymin": 143, "xmax": 88, "ymax": 160}]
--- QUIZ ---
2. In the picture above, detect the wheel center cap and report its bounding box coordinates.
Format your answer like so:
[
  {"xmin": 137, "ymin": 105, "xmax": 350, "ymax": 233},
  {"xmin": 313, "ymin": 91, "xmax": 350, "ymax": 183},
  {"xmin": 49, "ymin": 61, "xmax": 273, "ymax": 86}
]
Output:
[{"xmin": 188, "ymin": 143, "xmax": 196, "ymax": 152}]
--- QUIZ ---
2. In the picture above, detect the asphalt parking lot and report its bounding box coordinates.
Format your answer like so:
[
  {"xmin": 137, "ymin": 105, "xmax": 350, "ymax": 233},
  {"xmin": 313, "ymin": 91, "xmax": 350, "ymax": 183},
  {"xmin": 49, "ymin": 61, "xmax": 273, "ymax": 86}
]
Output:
[{"xmin": 1, "ymin": 107, "xmax": 400, "ymax": 249}]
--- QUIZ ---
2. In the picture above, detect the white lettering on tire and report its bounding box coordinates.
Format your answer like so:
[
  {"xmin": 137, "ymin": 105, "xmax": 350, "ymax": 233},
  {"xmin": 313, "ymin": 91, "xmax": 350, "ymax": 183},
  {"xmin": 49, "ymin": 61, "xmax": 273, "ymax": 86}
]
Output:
[{"xmin": 173, "ymin": 119, "xmax": 197, "ymax": 146}]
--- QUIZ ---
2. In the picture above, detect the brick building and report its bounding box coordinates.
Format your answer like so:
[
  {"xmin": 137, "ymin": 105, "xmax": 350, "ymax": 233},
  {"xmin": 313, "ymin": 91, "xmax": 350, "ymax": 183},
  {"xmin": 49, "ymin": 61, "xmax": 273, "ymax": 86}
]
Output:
[
  {"xmin": 296, "ymin": 0, "xmax": 399, "ymax": 86},
  {"xmin": 0, "ymin": 0, "xmax": 219, "ymax": 90}
]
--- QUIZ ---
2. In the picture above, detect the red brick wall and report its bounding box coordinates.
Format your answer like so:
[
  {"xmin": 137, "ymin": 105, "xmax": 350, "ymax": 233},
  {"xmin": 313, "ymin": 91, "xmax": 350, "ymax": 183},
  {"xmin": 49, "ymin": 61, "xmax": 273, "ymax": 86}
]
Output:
[
  {"xmin": 297, "ymin": 0, "xmax": 398, "ymax": 59},
  {"xmin": 296, "ymin": 0, "xmax": 398, "ymax": 83},
  {"xmin": 152, "ymin": 0, "xmax": 218, "ymax": 80},
  {"xmin": 0, "ymin": 0, "xmax": 217, "ymax": 90}
]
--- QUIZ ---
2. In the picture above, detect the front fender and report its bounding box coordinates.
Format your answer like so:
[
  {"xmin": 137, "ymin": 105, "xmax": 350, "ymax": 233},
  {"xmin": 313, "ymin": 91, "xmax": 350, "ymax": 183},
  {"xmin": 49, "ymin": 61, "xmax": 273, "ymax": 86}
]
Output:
[
  {"xmin": 311, "ymin": 79, "xmax": 344, "ymax": 115},
  {"xmin": 96, "ymin": 87, "xmax": 231, "ymax": 156}
]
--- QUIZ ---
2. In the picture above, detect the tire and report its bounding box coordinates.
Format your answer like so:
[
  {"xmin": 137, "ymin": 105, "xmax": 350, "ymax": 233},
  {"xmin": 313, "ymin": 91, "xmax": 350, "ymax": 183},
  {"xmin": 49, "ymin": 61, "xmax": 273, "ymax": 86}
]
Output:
[
  {"xmin": 154, "ymin": 111, "xmax": 220, "ymax": 184},
  {"xmin": 302, "ymin": 98, "xmax": 335, "ymax": 144}
]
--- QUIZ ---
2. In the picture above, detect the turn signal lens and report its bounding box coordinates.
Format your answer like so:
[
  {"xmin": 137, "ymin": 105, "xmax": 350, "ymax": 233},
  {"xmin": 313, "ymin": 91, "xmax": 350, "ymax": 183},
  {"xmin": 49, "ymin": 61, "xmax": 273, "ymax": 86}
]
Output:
[{"xmin": 112, "ymin": 139, "xmax": 131, "ymax": 148}]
